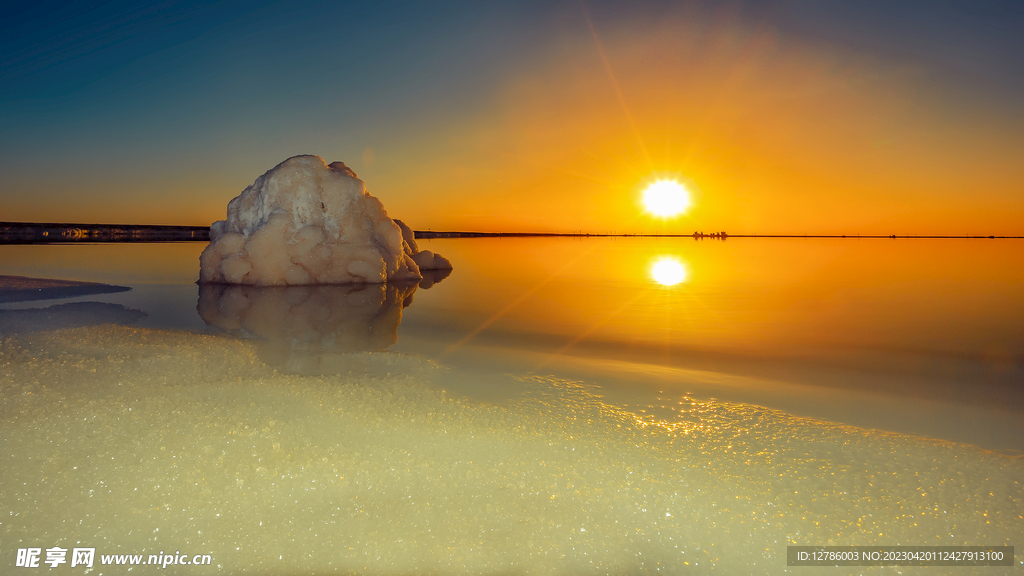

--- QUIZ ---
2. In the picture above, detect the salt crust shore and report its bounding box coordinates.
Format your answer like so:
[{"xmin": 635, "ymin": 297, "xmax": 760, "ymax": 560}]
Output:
[{"xmin": 1, "ymin": 326, "xmax": 1021, "ymax": 575}]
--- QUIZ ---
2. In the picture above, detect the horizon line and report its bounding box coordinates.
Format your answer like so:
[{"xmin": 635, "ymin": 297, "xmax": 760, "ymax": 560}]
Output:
[{"xmin": 1, "ymin": 221, "xmax": 1022, "ymax": 241}]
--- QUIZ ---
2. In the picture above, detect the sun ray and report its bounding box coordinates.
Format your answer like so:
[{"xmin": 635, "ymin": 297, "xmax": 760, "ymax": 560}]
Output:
[
  {"xmin": 442, "ymin": 212, "xmax": 644, "ymax": 356},
  {"xmin": 582, "ymin": 4, "xmax": 653, "ymax": 171},
  {"xmin": 536, "ymin": 286, "xmax": 656, "ymax": 369},
  {"xmin": 680, "ymin": 23, "xmax": 778, "ymax": 169}
]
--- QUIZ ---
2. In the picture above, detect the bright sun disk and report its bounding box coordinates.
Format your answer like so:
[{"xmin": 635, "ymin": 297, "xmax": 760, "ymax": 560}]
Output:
[{"xmin": 642, "ymin": 180, "xmax": 690, "ymax": 217}]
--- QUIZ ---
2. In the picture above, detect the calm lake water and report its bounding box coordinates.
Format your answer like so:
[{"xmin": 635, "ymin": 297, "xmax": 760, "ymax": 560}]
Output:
[{"xmin": 1, "ymin": 238, "xmax": 1022, "ymax": 574}]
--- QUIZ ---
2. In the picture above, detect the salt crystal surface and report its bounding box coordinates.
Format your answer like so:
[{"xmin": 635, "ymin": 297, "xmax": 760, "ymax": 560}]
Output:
[
  {"xmin": 2, "ymin": 326, "xmax": 1021, "ymax": 574},
  {"xmin": 199, "ymin": 155, "xmax": 451, "ymax": 286}
]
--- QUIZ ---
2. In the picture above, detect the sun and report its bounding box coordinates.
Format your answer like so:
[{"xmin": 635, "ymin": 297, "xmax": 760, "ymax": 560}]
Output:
[
  {"xmin": 642, "ymin": 180, "xmax": 690, "ymax": 217},
  {"xmin": 650, "ymin": 256, "xmax": 688, "ymax": 286}
]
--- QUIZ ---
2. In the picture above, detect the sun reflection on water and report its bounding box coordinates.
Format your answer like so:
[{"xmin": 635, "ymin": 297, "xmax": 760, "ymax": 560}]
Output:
[{"xmin": 649, "ymin": 256, "xmax": 688, "ymax": 286}]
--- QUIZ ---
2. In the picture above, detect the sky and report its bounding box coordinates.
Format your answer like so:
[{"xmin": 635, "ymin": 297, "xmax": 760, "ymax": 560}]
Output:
[{"xmin": 1, "ymin": 0, "xmax": 1022, "ymax": 234}]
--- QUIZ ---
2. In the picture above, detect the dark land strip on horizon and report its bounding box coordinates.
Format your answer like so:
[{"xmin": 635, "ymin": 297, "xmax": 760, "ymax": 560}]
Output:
[{"xmin": 1, "ymin": 222, "xmax": 1021, "ymax": 244}]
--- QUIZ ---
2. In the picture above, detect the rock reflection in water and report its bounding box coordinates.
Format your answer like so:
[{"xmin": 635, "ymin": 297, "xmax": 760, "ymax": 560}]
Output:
[{"xmin": 198, "ymin": 269, "xmax": 450, "ymax": 375}]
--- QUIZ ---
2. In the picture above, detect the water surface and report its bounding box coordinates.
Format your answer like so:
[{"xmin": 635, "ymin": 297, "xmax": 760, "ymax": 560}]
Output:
[
  {"xmin": 0, "ymin": 238, "xmax": 1021, "ymax": 574},
  {"xmin": 3, "ymin": 238, "xmax": 1019, "ymax": 449}
]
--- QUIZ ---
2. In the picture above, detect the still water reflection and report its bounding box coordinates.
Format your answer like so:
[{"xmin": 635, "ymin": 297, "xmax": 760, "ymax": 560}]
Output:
[
  {"xmin": 197, "ymin": 271, "xmax": 450, "ymax": 375},
  {"xmin": 0, "ymin": 238, "xmax": 1021, "ymax": 450},
  {"xmin": 649, "ymin": 255, "xmax": 689, "ymax": 286}
]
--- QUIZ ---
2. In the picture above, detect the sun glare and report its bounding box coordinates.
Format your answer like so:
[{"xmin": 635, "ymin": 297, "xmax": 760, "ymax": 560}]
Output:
[
  {"xmin": 642, "ymin": 180, "xmax": 690, "ymax": 217},
  {"xmin": 650, "ymin": 256, "xmax": 688, "ymax": 286}
]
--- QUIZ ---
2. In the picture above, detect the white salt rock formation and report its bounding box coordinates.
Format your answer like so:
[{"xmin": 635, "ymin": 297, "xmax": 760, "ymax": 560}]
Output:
[
  {"xmin": 199, "ymin": 155, "xmax": 451, "ymax": 285},
  {"xmin": 394, "ymin": 218, "xmax": 453, "ymax": 271}
]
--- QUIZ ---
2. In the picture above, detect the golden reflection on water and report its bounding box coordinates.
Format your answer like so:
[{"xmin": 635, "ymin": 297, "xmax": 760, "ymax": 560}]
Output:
[
  {"xmin": 0, "ymin": 242, "xmax": 205, "ymax": 284},
  {"xmin": 3, "ymin": 237, "xmax": 1022, "ymax": 375},
  {"xmin": 418, "ymin": 237, "xmax": 1024, "ymax": 361},
  {"xmin": 648, "ymin": 255, "xmax": 688, "ymax": 286}
]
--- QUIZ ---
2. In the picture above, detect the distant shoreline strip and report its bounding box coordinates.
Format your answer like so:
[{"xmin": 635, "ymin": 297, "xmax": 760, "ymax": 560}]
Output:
[
  {"xmin": 1, "ymin": 222, "xmax": 1020, "ymax": 243},
  {"xmin": 0, "ymin": 222, "xmax": 209, "ymax": 243}
]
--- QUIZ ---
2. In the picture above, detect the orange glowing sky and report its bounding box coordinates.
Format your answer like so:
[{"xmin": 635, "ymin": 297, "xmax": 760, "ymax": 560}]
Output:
[{"xmin": 1, "ymin": 1, "xmax": 1022, "ymax": 235}]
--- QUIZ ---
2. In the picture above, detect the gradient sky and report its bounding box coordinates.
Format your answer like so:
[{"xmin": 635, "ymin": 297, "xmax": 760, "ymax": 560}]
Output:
[{"xmin": 2, "ymin": 0, "xmax": 1022, "ymax": 234}]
